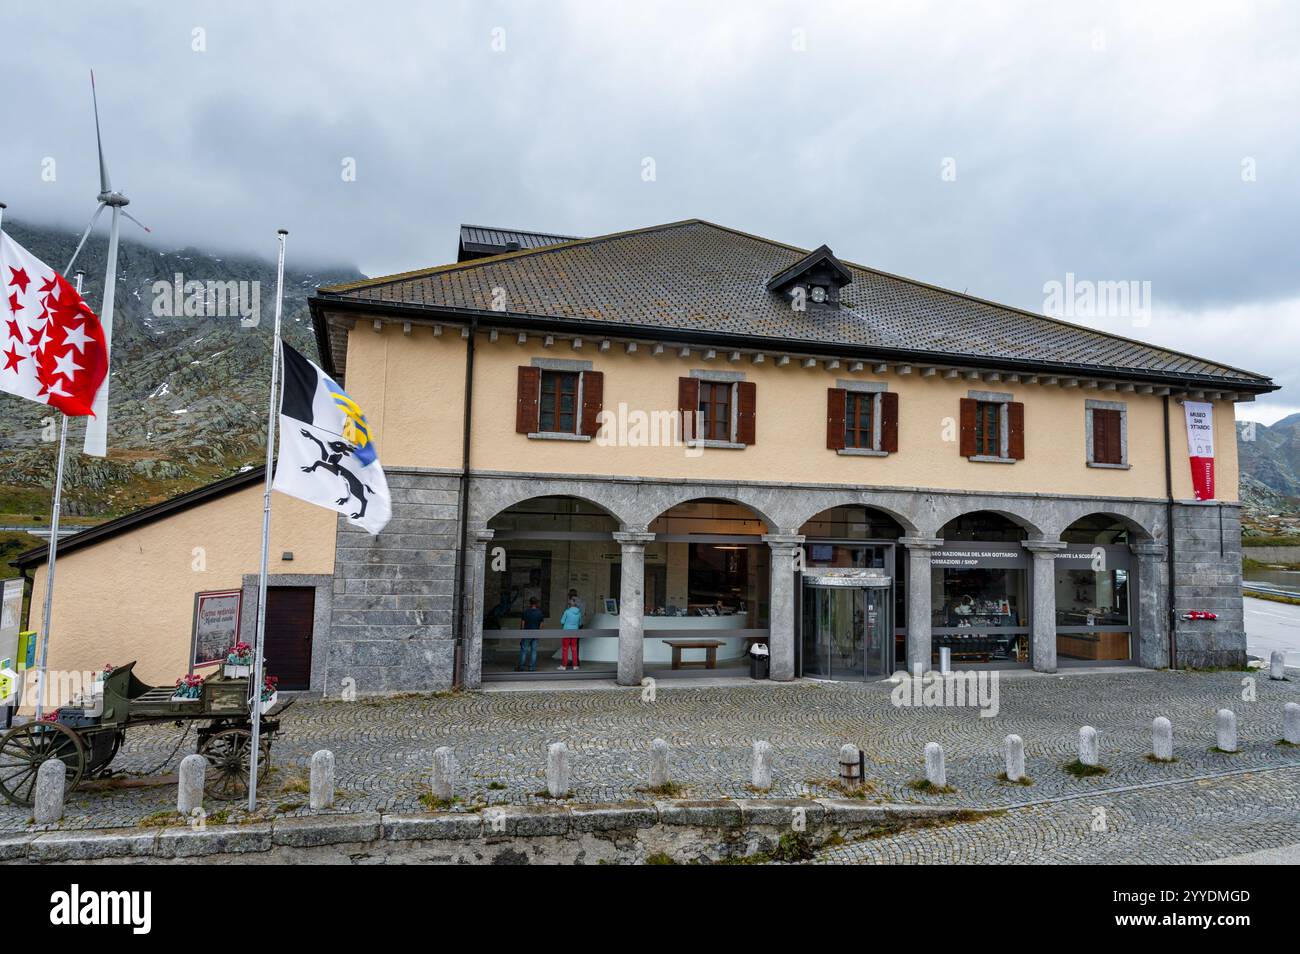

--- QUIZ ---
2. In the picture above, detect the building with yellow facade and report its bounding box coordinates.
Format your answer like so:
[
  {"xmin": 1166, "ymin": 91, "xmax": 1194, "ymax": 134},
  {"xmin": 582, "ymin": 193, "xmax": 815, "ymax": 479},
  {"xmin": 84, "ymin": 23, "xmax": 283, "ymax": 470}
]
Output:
[{"xmin": 15, "ymin": 220, "xmax": 1275, "ymax": 694}]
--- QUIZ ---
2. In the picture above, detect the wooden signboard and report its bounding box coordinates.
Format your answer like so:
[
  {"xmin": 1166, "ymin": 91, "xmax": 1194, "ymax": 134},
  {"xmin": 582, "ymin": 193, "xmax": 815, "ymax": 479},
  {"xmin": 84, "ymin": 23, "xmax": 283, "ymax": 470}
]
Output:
[{"xmin": 191, "ymin": 589, "xmax": 242, "ymax": 671}]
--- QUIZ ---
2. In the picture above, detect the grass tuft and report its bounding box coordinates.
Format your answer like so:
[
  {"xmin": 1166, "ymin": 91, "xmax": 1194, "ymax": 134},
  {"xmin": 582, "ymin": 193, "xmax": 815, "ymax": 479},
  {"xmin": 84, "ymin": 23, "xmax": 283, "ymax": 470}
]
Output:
[
  {"xmin": 907, "ymin": 778, "xmax": 956, "ymax": 794},
  {"xmin": 1063, "ymin": 759, "xmax": 1108, "ymax": 778}
]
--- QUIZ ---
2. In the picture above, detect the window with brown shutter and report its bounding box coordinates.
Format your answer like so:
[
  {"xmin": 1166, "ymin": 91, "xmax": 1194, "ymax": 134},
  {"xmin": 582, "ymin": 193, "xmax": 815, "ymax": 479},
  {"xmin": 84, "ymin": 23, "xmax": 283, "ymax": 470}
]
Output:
[
  {"xmin": 880, "ymin": 391, "xmax": 899, "ymax": 453},
  {"xmin": 844, "ymin": 392, "xmax": 874, "ymax": 449},
  {"xmin": 735, "ymin": 381, "xmax": 756, "ymax": 445},
  {"xmin": 579, "ymin": 370, "xmax": 603, "ymax": 437},
  {"xmin": 698, "ymin": 381, "xmax": 731, "ymax": 441},
  {"xmin": 1007, "ymin": 401, "xmax": 1025, "ymax": 460},
  {"xmin": 974, "ymin": 401, "xmax": 1000, "ymax": 456},
  {"xmin": 1091, "ymin": 407, "xmax": 1123, "ymax": 465},
  {"xmin": 538, "ymin": 370, "xmax": 579, "ymax": 433},
  {"xmin": 516, "ymin": 366, "xmax": 541, "ymax": 434},
  {"xmin": 826, "ymin": 388, "xmax": 847, "ymax": 450}
]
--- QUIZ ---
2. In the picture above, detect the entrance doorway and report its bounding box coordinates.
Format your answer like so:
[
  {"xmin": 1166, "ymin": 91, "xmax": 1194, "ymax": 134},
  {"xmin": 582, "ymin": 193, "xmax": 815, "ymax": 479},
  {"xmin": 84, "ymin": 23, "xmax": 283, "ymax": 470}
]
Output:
[
  {"xmin": 800, "ymin": 582, "xmax": 892, "ymax": 679},
  {"xmin": 264, "ymin": 586, "xmax": 315, "ymax": 690}
]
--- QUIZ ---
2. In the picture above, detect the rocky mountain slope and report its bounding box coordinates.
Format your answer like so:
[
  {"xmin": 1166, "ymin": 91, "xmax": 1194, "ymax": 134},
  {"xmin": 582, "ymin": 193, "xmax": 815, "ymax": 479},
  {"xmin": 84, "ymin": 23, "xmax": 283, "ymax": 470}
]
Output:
[
  {"xmin": 1, "ymin": 221, "xmax": 362, "ymax": 519},
  {"xmin": 1239, "ymin": 413, "xmax": 1300, "ymax": 537}
]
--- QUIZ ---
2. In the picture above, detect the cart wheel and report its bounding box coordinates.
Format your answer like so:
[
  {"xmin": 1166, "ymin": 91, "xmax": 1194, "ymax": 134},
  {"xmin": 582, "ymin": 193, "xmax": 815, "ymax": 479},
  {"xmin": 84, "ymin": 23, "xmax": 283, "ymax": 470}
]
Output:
[
  {"xmin": 0, "ymin": 722, "xmax": 86, "ymax": 808},
  {"xmin": 199, "ymin": 728, "xmax": 270, "ymax": 801}
]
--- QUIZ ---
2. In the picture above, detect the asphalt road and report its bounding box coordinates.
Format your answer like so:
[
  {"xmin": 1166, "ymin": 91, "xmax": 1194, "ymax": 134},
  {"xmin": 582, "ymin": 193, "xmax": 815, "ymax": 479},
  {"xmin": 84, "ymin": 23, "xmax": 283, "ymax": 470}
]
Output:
[{"xmin": 1245, "ymin": 595, "xmax": 1300, "ymax": 665}]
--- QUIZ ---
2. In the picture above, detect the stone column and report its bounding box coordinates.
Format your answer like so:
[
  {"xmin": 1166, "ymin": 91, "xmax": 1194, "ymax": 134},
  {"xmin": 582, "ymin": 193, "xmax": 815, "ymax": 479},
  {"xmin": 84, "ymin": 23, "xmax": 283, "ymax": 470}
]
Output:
[
  {"xmin": 462, "ymin": 528, "xmax": 494, "ymax": 690},
  {"xmin": 763, "ymin": 534, "xmax": 804, "ymax": 682},
  {"xmin": 1023, "ymin": 540, "xmax": 1065, "ymax": 673},
  {"xmin": 613, "ymin": 530, "xmax": 655, "ymax": 686},
  {"xmin": 1130, "ymin": 541, "xmax": 1169, "ymax": 669},
  {"xmin": 899, "ymin": 536, "xmax": 943, "ymax": 674}
]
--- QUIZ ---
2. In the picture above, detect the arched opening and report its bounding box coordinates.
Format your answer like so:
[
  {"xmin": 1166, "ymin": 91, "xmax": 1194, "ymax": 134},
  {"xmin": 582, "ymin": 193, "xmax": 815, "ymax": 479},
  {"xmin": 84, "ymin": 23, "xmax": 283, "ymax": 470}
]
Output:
[
  {"xmin": 938, "ymin": 510, "xmax": 1030, "ymax": 542},
  {"xmin": 797, "ymin": 506, "xmax": 905, "ymax": 679},
  {"xmin": 635, "ymin": 499, "xmax": 772, "ymax": 676},
  {"xmin": 482, "ymin": 496, "xmax": 620, "ymax": 679},
  {"xmin": 931, "ymin": 511, "xmax": 1032, "ymax": 668},
  {"xmin": 1055, "ymin": 514, "xmax": 1136, "ymax": 664}
]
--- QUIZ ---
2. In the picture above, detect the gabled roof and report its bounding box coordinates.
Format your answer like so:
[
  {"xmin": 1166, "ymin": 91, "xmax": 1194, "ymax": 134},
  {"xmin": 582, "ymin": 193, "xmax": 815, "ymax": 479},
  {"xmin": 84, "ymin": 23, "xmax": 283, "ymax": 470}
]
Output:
[
  {"xmin": 458, "ymin": 224, "xmax": 581, "ymax": 261},
  {"xmin": 765, "ymin": 244, "xmax": 853, "ymax": 293},
  {"xmin": 314, "ymin": 219, "xmax": 1275, "ymax": 392}
]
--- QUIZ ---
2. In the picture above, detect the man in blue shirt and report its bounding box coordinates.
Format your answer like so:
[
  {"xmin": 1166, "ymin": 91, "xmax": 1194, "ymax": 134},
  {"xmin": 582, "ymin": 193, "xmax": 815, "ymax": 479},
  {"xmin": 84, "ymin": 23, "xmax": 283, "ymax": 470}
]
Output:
[{"xmin": 517, "ymin": 597, "xmax": 544, "ymax": 672}]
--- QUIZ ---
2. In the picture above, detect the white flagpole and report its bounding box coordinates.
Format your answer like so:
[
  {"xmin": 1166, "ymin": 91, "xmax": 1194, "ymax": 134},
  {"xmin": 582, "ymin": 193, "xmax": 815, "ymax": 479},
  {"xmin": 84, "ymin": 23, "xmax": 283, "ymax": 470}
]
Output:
[
  {"xmin": 31, "ymin": 270, "xmax": 82, "ymax": 721},
  {"xmin": 248, "ymin": 229, "xmax": 287, "ymax": 811}
]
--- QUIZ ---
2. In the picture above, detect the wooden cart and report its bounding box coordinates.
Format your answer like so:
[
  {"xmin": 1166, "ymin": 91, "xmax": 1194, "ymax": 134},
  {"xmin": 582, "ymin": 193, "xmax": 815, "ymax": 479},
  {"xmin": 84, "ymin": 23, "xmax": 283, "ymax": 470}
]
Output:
[{"xmin": 0, "ymin": 661, "xmax": 288, "ymax": 808}]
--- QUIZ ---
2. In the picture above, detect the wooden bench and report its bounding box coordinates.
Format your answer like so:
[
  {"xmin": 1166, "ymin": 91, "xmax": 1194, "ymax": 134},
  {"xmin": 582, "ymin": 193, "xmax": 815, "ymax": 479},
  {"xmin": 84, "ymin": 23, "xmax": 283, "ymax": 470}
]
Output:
[{"xmin": 664, "ymin": 639, "xmax": 725, "ymax": 670}]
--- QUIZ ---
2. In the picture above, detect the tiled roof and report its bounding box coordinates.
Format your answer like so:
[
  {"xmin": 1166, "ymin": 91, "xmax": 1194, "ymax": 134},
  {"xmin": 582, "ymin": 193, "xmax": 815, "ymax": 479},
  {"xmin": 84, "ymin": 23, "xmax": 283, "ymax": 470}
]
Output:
[{"xmin": 317, "ymin": 220, "xmax": 1273, "ymax": 389}]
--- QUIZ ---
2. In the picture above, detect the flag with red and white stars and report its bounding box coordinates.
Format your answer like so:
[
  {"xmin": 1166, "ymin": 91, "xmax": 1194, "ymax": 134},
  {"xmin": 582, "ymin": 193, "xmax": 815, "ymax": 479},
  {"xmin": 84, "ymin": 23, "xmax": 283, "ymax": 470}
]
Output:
[{"xmin": 0, "ymin": 230, "xmax": 108, "ymax": 417}]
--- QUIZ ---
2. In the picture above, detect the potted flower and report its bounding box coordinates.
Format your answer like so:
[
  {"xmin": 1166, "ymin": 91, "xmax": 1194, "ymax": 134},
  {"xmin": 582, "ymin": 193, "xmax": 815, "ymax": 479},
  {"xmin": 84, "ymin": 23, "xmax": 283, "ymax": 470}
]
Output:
[
  {"xmin": 172, "ymin": 673, "xmax": 204, "ymax": 702},
  {"xmin": 259, "ymin": 674, "xmax": 279, "ymax": 715},
  {"xmin": 224, "ymin": 641, "xmax": 253, "ymax": 678}
]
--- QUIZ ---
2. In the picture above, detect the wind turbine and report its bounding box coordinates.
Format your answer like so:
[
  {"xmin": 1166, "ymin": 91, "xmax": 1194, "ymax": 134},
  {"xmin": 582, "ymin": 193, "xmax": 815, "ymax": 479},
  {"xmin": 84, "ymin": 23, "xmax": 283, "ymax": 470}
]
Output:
[{"xmin": 64, "ymin": 70, "xmax": 150, "ymax": 457}]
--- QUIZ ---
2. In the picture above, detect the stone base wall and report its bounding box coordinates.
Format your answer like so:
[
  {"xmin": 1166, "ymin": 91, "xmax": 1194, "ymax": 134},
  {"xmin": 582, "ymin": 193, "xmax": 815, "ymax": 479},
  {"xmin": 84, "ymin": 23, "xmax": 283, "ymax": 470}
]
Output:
[
  {"xmin": 1171, "ymin": 503, "xmax": 1246, "ymax": 669},
  {"xmin": 321, "ymin": 468, "xmax": 1248, "ymax": 688},
  {"xmin": 4, "ymin": 801, "xmax": 968, "ymax": 866},
  {"xmin": 325, "ymin": 471, "xmax": 461, "ymax": 694}
]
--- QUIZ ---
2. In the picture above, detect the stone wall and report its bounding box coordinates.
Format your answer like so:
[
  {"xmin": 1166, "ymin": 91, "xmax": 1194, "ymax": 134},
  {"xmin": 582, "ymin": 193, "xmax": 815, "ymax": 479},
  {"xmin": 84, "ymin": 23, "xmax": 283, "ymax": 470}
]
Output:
[
  {"xmin": 3, "ymin": 801, "xmax": 969, "ymax": 866},
  {"xmin": 1171, "ymin": 502, "xmax": 1246, "ymax": 668},
  {"xmin": 325, "ymin": 470, "xmax": 461, "ymax": 694},
  {"xmin": 322, "ymin": 468, "xmax": 1248, "ymax": 690}
]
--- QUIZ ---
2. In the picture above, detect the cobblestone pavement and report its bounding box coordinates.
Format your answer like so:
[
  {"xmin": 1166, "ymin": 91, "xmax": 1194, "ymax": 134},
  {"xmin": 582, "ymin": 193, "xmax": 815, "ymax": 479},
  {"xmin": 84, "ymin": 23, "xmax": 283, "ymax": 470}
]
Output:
[
  {"xmin": 814, "ymin": 766, "xmax": 1300, "ymax": 864},
  {"xmin": 3, "ymin": 668, "xmax": 1298, "ymax": 851}
]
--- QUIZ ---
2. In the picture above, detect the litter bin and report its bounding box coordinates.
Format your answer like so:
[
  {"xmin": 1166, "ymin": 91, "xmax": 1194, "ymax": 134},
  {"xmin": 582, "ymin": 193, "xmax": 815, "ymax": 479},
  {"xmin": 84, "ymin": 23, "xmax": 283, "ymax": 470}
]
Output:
[{"xmin": 748, "ymin": 642, "xmax": 770, "ymax": 680}]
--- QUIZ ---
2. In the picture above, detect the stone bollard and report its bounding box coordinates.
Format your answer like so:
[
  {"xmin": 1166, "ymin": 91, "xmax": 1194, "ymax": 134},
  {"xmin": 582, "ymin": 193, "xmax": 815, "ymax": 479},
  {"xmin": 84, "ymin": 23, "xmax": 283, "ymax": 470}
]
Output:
[
  {"xmin": 1216, "ymin": 709, "xmax": 1238, "ymax": 753},
  {"xmin": 310, "ymin": 750, "xmax": 335, "ymax": 810},
  {"xmin": 1270, "ymin": 651, "xmax": 1286, "ymax": 681},
  {"xmin": 34, "ymin": 759, "xmax": 65, "ymax": 825},
  {"xmin": 649, "ymin": 738, "xmax": 670, "ymax": 790},
  {"xmin": 1152, "ymin": 717, "xmax": 1174, "ymax": 762},
  {"xmin": 1078, "ymin": 726, "xmax": 1099, "ymax": 767},
  {"xmin": 546, "ymin": 742, "xmax": 571, "ymax": 798},
  {"xmin": 1284, "ymin": 703, "xmax": 1300, "ymax": 745},
  {"xmin": 838, "ymin": 744, "xmax": 862, "ymax": 786},
  {"xmin": 924, "ymin": 742, "xmax": 946, "ymax": 788},
  {"xmin": 751, "ymin": 740, "xmax": 773, "ymax": 791},
  {"xmin": 431, "ymin": 746, "xmax": 458, "ymax": 801},
  {"xmin": 177, "ymin": 753, "xmax": 206, "ymax": 816},
  {"xmin": 1002, "ymin": 735, "xmax": 1025, "ymax": 782}
]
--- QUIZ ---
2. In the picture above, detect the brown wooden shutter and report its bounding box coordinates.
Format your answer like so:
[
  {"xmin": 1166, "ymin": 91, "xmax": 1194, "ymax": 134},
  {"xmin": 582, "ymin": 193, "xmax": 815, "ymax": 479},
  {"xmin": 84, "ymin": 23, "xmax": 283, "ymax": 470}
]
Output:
[
  {"xmin": 678, "ymin": 376, "xmax": 700, "ymax": 441},
  {"xmin": 1007, "ymin": 401, "xmax": 1025, "ymax": 460},
  {"xmin": 735, "ymin": 381, "xmax": 757, "ymax": 445},
  {"xmin": 579, "ymin": 370, "xmax": 603, "ymax": 437},
  {"xmin": 1093, "ymin": 408, "xmax": 1121, "ymax": 464},
  {"xmin": 1092, "ymin": 408, "xmax": 1107, "ymax": 462},
  {"xmin": 516, "ymin": 366, "xmax": 541, "ymax": 434},
  {"xmin": 880, "ymin": 391, "xmax": 899, "ymax": 453},
  {"xmin": 826, "ymin": 388, "xmax": 846, "ymax": 450},
  {"xmin": 959, "ymin": 398, "xmax": 978, "ymax": 457},
  {"xmin": 1106, "ymin": 410, "xmax": 1122, "ymax": 463}
]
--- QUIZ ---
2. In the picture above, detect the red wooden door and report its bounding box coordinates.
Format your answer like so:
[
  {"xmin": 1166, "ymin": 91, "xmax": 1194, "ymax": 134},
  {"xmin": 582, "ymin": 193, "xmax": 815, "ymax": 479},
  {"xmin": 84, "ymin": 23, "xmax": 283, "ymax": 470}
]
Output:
[{"xmin": 264, "ymin": 587, "xmax": 315, "ymax": 691}]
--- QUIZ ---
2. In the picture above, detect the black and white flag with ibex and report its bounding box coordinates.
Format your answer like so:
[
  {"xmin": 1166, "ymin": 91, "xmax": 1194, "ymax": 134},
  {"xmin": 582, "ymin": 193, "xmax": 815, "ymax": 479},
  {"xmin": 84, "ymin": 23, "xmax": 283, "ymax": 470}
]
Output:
[{"xmin": 273, "ymin": 341, "xmax": 392, "ymax": 534}]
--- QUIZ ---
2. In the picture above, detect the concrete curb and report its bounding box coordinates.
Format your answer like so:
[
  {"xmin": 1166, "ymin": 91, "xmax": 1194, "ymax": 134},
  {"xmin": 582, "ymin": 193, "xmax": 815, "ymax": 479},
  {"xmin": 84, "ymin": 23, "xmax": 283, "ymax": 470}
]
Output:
[{"xmin": 4, "ymin": 799, "xmax": 971, "ymax": 864}]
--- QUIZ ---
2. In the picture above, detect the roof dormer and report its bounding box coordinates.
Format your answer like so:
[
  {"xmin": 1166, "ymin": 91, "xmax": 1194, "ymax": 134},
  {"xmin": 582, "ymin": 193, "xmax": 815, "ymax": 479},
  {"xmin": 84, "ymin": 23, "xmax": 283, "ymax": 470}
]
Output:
[{"xmin": 765, "ymin": 244, "xmax": 853, "ymax": 307}]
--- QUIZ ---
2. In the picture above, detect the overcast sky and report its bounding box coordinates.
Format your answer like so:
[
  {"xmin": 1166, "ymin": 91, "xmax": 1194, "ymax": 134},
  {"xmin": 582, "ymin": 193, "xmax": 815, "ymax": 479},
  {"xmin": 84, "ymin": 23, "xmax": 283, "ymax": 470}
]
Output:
[{"xmin": 2, "ymin": 1, "xmax": 1297, "ymax": 421}]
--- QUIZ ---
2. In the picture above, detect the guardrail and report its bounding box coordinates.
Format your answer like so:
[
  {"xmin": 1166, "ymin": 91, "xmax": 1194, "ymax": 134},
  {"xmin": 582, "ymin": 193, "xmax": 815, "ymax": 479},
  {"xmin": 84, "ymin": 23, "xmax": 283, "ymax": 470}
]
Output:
[{"xmin": 1242, "ymin": 581, "xmax": 1300, "ymax": 598}]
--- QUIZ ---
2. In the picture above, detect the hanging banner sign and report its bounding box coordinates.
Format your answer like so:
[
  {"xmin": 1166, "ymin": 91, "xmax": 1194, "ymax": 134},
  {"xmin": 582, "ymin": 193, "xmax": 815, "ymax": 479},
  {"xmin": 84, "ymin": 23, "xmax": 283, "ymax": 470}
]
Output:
[{"xmin": 1183, "ymin": 400, "xmax": 1215, "ymax": 501}]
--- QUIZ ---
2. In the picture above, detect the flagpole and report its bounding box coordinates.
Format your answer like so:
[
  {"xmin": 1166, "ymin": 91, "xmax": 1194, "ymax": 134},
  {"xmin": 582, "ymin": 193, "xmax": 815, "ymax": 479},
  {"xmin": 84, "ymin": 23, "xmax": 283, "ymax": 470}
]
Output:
[
  {"xmin": 248, "ymin": 229, "xmax": 287, "ymax": 811},
  {"xmin": 31, "ymin": 271, "xmax": 82, "ymax": 721}
]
